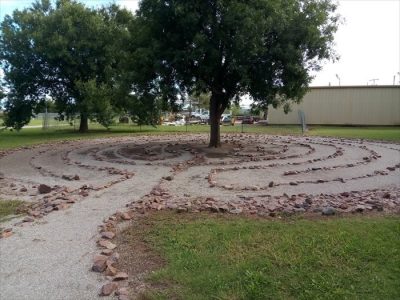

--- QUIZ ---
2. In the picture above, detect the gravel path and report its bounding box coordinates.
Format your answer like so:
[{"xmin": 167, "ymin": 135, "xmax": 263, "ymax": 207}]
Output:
[
  {"xmin": 0, "ymin": 134, "xmax": 399, "ymax": 299},
  {"xmin": 0, "ymin": 137, "xmax": 171, "ymax": 299}
]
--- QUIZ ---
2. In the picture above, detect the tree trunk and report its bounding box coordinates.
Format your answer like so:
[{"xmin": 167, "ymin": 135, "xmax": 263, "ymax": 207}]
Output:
[
  {"xmin": 209, "ymin": 93, "xmax": 223, "ymax": 147},
  {"xmin": 263, "ymin": 107, "xmax": 269, "ymax": 120},
  {"xmin": 79, "ymin": 114, "xmax": 89, "ymax": 133}
]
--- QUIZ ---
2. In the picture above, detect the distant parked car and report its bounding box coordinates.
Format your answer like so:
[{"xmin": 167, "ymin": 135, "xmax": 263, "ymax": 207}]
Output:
[
  {"xmin": 220, "ymin": 115, "xmax": 234, "ymax": 125},
  {"xmin": 242, "ymin": 116, "xmax": 254, "ymax": 124},
  {"xmin": 199, "ymin": 113, "xmax": 210, "ymax": 124},
  {"xmin": 190, "ymin": 112, "xmax": 202, "ymax": 118}
]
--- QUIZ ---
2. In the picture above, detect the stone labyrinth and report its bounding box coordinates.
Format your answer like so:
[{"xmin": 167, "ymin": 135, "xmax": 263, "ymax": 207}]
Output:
[{"xmin": 1, "ymin": 133, "xmax": 399, "ymax": 227}]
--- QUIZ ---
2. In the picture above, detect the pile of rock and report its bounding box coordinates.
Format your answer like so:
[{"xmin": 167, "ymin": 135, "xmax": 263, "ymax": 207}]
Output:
[
  {"xmin": 94, "ymin": 211, "xmax": 133, "ymax": 299},
  {"xmin": 125, "ymin": 186, "xmax": 400, "ymax": 217}
]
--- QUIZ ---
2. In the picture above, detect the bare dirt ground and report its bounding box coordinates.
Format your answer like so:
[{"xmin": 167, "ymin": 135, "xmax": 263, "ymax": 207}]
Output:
[{"xmin": 0, "ymin": 133, "xmax": 399, "ymax": 300}]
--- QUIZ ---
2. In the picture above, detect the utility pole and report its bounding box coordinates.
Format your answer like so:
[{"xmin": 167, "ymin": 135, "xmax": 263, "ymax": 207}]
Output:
[
  {"xmin": 335, "ymin": 74, "xmax": 341, "ymax": 86},
  {"xmin": 368, "ymin": 79, "xmax": 379, "ymax": 85}
]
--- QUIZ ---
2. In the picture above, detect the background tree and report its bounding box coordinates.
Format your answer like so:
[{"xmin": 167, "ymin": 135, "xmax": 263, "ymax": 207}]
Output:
[
  {"xmin": 0, "ymin": 0, "xmax": 131, "ymax": 132},
  {"xmin": 130, "ymin": 0, "xmax": 339, "ymax": 147},
  {"xmin": 189, "ymin": 92, "xmax": 210, "ymax": 111}
]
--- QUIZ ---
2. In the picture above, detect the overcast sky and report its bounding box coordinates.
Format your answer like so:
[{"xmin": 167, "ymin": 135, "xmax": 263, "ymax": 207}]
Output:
[{"xmin": 0, "ymin": 0, "xmax": 399, "ymax": 86}]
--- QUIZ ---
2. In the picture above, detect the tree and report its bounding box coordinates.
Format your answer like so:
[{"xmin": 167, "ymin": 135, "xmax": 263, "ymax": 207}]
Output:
[
  {"xmin": 130, "ymin": 0, "xmax": 339, "ymax": 147},
  {"xmin": 0, "ymin": 0, "xmax": 131, "ymax": 132},
  {"xmin": 189, "ymin": 92, "xmax": 210, "ymax": 111}
]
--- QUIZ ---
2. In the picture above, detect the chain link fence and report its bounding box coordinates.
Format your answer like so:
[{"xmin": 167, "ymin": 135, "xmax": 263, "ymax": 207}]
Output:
[{"xmin": 35, "ymin": 113, "xmax": 75, "ymax": 130}]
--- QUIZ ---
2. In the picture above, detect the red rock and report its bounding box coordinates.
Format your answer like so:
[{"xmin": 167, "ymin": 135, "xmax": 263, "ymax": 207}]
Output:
[
  {"xmin": 98, "ymin": 240, "xmax": 117, "ymax": 250},
  {"xmin": 383, "ymin": 192, "xmax": 391, "ymax": 199},
  {"xmin": 79, "ymin": 191, "xmax": 89, "ymax": 197},
  {"xmin": 121, "ymin": 212, "xmax": 132, "ymax": 220},
  {"xmin": 113, "ymin": 272, "xmax": 128, "ymax": 281},
  {"xmin": 66, "ymin": 197, "xmax": 76, "ymax": 204},
  {"xmin": 20, "ymin": 187, "xmax": 28, "ymax": 192},
  {"xmin": 177, "ymin": 207, "xmax": 188, "ymax": 213},
  {"xmin": 44, "ymin": 206, "xmax": 54, "ymax": 213},
  {"xmin": 268, "ymin": 181, "xmax": 274, "ymax": 187},
  {"xmin": 115, "ymin": 287, "xmax": 129, "ymax": 296},
  {"xmin": 218, "ymin": 205, "xmax": 229, "ymax": 212},
  {"xmin": 100, "ymin": 282, "xmax": 118, "ymax": 296},
  {"xmin": 118, "ymin": 295, "xmax": 129, "ymax": 300},
  {"xmin": 51, "ymin": 199, "xmax": 64, "ymax": 206},
  {"xmin": 38, "ymin": 184, "xmax": 52, "ymax": 194},
  {"xmin": 353, "ymin": 205, "xmax": 365, "ymax": 213},
  {"xmin": 62, "ymin": 175, "xmax": 73, "ymax": 181},
  {"xmin": 1, "ymin": 231, "xmax": 13, "ymax": 238},
  {"xmin": 284, "ymin": 171, "xmax": 297, "ymax": 175},
  {"xmin": 55, "ymin": 204, "xmax": 70, "ymax": 211},
  {"xmin": 104, "ymin": 264, "xmax": 118, "ymax": 276},
  {"xmin": 92, "ymin": 255, "xmax": 108, "ymax": 272},
  {"xmin": 108, "ymin": 252, "xmax": 120, "ymax": 264},
  {"xmin": 101, "ymin": 231, "xmax": 116, "ymax": 240},
  {"xmin": 101, "ymin": 249, "xmax": 113, "ymax": 256},
  {"xmin": 209, "ymin": 205, "xmax": 219, "ymax": 213},
  {"xmin": 28, "ymin": 210, "xmax": 41, "ymax": 217},
  {"xmin": 22, "ymin": 216, "xmax": 34, "ymax": 222}
]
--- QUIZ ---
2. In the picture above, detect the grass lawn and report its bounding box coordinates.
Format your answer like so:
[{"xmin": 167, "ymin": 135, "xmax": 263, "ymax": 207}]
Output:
[
  {"xmin": 308, "ymin": 126, "xmax": 400, "ymax": 141},
  {"xmin": 122, "ymin": 212, "xmax": 400, "ymax": 300},
  {"xmin": 0, "ymin": 124, "xmax": 398, "ymax": 150},
  {"xmin": 0, "ymin": 200, "xmax": 27, "ymax": 223},
  {"xmin": 27, "ymin": 118, "xmax": 44, "ymax": 126}
]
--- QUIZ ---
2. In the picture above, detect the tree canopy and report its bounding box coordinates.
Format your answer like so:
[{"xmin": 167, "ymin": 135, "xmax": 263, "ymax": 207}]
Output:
[
  {"xmin": 1, "ymin": 0, "xmax": 339, "ymax": 140},
  {"xmin": 0, "ymin": 0, "xmax": 132, "ymax": 131},
  {"xmin": 130, "ymin": 0, "xmax": 339, "ymax": 146}
]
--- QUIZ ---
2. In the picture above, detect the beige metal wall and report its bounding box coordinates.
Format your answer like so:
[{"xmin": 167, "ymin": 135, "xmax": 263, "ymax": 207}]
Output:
[{"xmin": 268, "ymin": 86, "xmax": 400, "ymax": 125}]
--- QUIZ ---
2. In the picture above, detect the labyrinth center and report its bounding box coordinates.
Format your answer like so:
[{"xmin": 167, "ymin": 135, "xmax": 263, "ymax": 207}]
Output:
[{"xmin": 0, "ymin": 134, "xmax": 399, "ymax": 216}]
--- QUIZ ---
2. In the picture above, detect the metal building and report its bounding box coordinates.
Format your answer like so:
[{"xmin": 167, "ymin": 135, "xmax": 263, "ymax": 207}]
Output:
[{"xmin": 268, "ymin": 86, "xmax": 400, "ymax": 125}]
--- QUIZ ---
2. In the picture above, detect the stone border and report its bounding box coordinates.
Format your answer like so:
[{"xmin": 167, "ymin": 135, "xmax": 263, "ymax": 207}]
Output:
[{"xmin": 91, "ymin": 182, "xmax": 400, "ymax": 298}]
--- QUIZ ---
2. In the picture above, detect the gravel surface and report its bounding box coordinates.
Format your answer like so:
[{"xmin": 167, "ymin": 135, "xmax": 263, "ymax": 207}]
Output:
[{"xmin": 0, "ymin": 134, "xmax": 399, "ymax": 299}]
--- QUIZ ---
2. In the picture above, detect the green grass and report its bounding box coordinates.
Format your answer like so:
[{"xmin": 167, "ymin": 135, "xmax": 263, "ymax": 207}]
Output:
[
  {"xmin": 135, "ymin": 212, "xmax": 400, "ymax": 300},
  {"xmin": 1, "ymin": 124, "xmax": 398, "ymax": 150},
  {"xmin": 27, "ymin": 118, "xmax": 44, "ymax": 126},
  {"xmin": 0, "ymin": 200, "xmax": 27, "ymax": 223},
  {"xmin": 308, "ymin": 126, "xmax": 400, "ymax": 141},
  {"xmin": 26, "ymin": 118, "xmax": 71, "ymax": 127}
]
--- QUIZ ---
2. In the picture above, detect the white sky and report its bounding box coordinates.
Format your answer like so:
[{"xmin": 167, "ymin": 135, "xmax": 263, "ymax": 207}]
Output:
[
  {"xmin": 312, "ymin": 0, "xmax": 400, "ymax": 86},
  {"xmin": 0, "ymin": 0, "xmax": 399, "ymax": 86}
]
